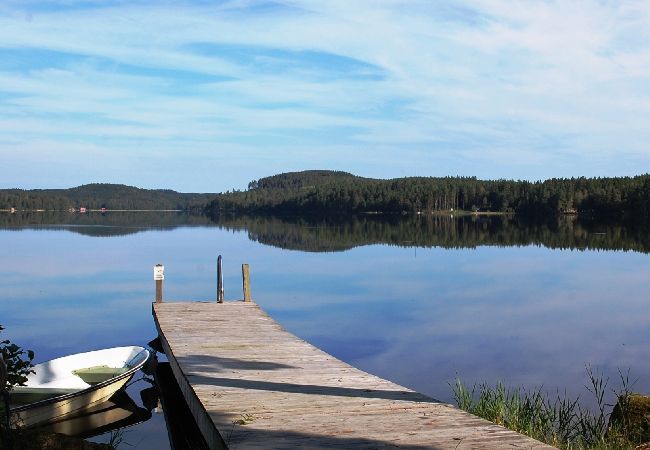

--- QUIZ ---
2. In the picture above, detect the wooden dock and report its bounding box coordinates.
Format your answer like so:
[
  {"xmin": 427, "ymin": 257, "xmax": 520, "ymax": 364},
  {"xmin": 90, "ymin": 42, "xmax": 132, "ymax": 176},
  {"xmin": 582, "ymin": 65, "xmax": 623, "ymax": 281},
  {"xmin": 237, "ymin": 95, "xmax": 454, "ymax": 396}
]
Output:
[{"xmin": 153, "ymin": 301, "xmax": 554, "ymax": 449}]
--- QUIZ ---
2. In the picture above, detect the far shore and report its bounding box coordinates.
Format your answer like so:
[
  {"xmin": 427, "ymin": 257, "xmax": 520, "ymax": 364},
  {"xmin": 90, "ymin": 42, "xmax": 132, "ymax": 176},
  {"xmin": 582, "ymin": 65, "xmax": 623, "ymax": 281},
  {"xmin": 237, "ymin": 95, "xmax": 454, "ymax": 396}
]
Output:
[{"xmin": 0, "ymin": 209, "xmax": 185, "ymax": 212}]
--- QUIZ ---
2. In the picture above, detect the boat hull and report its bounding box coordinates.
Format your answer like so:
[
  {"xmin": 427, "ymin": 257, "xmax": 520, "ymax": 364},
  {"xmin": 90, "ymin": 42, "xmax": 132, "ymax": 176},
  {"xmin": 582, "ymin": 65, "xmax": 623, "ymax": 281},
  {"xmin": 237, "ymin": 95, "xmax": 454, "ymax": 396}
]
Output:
[
  {"xmin": 9, "ymin": 346, "xmax": 149, "ymax": 428},
  {"xmin": 13, "ymin": 372, "xmax": 132, "ymax": 428}
]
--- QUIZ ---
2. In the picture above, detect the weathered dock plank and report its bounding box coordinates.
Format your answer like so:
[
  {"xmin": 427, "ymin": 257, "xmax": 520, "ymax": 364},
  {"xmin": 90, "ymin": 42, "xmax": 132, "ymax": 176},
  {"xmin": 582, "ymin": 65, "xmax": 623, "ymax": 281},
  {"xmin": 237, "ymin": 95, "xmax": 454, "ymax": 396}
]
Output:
[{"xmin": 153, "ymin": 301, "xmax": 554, "ymax": 449}]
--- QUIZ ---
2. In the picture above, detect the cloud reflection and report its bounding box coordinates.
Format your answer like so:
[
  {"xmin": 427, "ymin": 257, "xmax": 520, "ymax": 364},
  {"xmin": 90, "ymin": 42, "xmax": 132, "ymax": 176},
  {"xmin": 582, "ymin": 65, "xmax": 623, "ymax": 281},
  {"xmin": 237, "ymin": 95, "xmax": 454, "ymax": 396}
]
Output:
[{"xmin": 1, "ymin": 222, "xmax": 648, "ymax": 418}]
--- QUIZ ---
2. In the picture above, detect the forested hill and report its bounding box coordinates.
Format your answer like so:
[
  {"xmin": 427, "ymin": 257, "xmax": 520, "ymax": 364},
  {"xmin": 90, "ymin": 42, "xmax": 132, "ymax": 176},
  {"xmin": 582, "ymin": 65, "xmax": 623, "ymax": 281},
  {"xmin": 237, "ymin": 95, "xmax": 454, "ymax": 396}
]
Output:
[
  {"xmin": 206, "ymin": 170, "xmax": 650, "ymax": 219},
  {"xmin": 246, "ymin": 170, "xmax": 362, "ymax": 190},
  {"xmin": 0, "ymin": 184, "xmax": 215, "ymax": 211},
  {"xmin": 5, "ymin": 171, "xmax": 650, "ymax": 218}
]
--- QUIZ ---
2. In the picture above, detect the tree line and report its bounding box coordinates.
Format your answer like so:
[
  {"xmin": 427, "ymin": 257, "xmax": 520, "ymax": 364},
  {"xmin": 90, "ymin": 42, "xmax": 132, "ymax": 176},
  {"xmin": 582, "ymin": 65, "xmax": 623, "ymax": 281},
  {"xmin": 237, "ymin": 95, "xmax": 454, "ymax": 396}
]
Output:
[
  {"xmin": 0, "ymin": 183, "xmax": 215, "ymax": 212},
  {"xmin": 206, "ymin": 170, "xmax": 650, "ymax": 220},
  {"xmin": 3, "ymin": 172, "xmax": 649, "ymax": 219}
]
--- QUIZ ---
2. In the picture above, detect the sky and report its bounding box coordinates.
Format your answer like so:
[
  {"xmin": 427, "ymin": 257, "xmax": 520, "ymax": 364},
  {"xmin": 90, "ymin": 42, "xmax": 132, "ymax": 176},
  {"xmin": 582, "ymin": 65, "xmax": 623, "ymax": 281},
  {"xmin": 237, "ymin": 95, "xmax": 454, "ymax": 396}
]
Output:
[{"xmin": 0, "ymin": 0, "xmax": 649, "ymax": 192}]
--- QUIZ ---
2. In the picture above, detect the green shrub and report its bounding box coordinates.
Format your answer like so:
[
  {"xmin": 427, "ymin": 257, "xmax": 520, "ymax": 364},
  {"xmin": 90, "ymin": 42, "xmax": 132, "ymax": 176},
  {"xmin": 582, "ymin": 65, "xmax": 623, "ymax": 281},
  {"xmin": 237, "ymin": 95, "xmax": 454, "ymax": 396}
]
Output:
[{"xmin": 1, "ymin": 325, "xmax": 35, "ymax": 390}]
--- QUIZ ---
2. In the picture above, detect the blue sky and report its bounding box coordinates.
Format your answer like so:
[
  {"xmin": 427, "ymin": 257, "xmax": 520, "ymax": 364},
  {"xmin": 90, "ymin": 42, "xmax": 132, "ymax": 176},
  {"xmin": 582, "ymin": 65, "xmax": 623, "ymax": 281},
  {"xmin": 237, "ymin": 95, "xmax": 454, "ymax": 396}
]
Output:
[{"xmin": 0, "ymin": 0, "xmax": 649, "ymax": 192}]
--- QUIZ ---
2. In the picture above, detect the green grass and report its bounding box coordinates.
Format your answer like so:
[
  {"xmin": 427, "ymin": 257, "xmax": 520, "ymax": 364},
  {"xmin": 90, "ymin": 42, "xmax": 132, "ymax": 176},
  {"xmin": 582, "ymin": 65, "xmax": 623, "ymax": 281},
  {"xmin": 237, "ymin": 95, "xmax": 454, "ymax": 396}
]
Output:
[{"xmin": 452, "ymin": 367, "xmax": 642, "ymax": 449}]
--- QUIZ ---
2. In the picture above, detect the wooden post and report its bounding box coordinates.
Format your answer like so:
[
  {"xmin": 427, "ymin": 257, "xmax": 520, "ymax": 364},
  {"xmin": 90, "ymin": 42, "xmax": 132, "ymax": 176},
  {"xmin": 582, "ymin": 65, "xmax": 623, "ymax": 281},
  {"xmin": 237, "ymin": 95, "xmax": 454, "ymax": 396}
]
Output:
[
  {"xmin": 154, "ymin": 264, "xmax": 164, "ymax": 303},
  {"xmin": 242, "ymin": 264, "xmax": 251, "ymax": 302},
  {"xmin": 217, "ymin": 255, "xmax": 224, "ymax": 303}
]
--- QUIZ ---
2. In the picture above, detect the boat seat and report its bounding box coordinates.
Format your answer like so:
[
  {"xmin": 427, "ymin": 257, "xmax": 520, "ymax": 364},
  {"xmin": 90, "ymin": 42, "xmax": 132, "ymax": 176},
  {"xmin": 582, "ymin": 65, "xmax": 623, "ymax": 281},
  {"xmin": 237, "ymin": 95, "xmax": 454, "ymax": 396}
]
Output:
[{"xmin": 72, "ymin": 366, "xmax": 129, "ymax": 385}]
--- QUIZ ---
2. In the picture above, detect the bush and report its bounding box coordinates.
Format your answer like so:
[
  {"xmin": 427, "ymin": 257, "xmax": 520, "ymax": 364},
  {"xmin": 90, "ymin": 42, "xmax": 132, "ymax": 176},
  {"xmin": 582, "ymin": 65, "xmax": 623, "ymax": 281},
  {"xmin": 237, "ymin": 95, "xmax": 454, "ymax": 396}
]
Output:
[{"xmin": 1, "ymin": 325, "xmax": 35, "ymax": 390}]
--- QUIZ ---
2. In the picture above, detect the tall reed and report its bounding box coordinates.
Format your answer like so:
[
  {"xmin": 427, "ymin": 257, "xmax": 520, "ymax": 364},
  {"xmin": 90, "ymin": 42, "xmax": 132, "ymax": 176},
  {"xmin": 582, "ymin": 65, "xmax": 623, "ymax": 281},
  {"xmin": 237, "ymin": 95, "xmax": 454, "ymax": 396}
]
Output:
[{"xmin": 452, "ymin": 367, "xmax": 640, "ymax": 449}]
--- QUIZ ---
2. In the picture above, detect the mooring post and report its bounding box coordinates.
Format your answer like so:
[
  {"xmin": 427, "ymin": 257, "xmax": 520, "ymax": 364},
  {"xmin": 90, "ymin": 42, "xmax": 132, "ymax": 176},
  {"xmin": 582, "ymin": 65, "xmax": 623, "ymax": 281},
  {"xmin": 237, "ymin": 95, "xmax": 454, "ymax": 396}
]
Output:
[
  {"xmin": 217, "ymin": 255, "xmax": 224, "ymax": 303},
  {"xmin": 154, "ymin": 264, "xmax": 164, "ymax": 303},
  {"xmin": 242, "ymin": 264, "xmax": 251, "ymax": 302}
]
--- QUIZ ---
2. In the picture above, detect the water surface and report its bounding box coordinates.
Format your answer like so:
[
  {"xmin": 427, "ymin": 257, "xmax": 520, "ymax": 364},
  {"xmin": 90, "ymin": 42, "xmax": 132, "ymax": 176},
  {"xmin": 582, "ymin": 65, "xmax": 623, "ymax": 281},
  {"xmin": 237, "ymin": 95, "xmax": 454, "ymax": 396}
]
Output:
[{"xmin": 1, "ymin": 212, "xmax": 648, "ymax": 447}]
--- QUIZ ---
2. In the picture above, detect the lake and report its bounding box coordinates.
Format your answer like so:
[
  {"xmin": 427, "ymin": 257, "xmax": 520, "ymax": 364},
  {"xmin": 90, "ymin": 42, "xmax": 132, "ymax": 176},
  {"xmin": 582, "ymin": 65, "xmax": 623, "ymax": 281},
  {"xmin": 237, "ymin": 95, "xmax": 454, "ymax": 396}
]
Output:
[{"xmin": 1, "ymin": 212, "xmax": 649, "ymax": 448}]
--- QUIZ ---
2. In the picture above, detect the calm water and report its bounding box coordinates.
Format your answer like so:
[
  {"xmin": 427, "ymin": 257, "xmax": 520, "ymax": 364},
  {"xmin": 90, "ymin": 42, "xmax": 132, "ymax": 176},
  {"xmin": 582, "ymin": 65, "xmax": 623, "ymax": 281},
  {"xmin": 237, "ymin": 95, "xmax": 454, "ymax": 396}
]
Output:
[{"xmin": 1, "ymin": 212, "xmax": 649, "ymax": 448}]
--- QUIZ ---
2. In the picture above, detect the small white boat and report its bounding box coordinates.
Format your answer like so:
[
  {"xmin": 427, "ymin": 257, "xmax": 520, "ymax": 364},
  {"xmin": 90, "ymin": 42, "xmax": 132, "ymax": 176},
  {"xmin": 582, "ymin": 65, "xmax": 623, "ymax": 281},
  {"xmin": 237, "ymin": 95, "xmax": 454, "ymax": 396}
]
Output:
[{"xmin": 9, "ymin": 346, "xmax": 150, "ymax": 428}]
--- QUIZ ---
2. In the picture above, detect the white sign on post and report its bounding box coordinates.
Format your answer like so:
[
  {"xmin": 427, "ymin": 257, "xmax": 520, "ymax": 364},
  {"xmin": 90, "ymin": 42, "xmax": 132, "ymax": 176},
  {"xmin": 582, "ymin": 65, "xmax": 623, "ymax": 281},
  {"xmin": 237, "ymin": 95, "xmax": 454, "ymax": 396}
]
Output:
[{"xmin": 154, "ymin": 264, "xmax": 164, "ymax": 281}]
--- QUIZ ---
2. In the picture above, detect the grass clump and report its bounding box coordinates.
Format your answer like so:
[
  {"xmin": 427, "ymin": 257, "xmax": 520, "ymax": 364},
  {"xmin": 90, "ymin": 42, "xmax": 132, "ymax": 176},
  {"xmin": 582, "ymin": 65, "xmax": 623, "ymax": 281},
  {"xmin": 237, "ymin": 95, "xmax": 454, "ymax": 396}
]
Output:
[
  {"xmin": 452, "ymin": 367, "xmax": 645, "ymax": 449},
  {"xmin": 233, "ymin": 413, "xmax": 255, "ymax": 425}
]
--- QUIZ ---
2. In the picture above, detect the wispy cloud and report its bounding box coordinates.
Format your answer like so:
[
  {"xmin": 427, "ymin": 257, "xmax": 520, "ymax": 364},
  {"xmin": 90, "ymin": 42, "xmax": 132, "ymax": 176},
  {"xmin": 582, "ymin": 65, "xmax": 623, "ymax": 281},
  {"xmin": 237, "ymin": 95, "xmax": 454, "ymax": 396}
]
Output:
[{"xmin": 0, "ymin": 0, "xmax": 648, "ymax": 190}]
